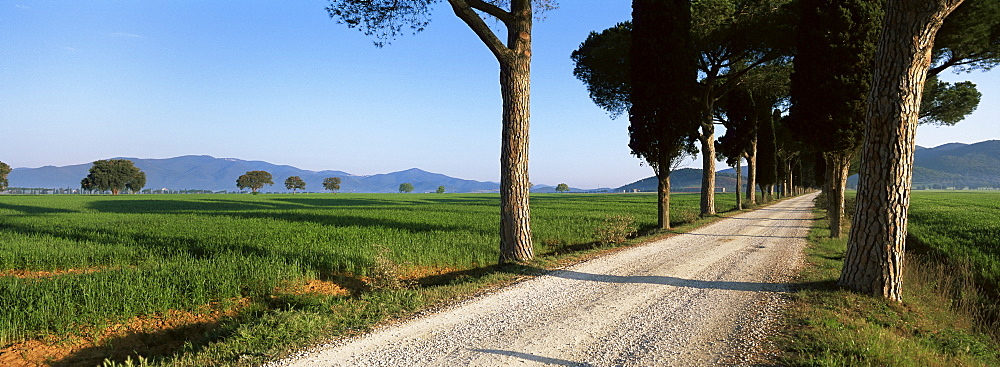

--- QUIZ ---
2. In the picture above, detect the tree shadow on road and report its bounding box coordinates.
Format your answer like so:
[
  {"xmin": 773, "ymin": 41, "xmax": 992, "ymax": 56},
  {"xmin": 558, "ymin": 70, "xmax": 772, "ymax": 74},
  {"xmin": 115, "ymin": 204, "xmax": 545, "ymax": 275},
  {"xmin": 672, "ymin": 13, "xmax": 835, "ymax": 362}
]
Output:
[
  {"xmin": 470, "ymin": 349, "xmax": 595, "ymax": 367},
  {"xmin": 546, "ymin": 269, "xmax": 795, "ymax": 293}
]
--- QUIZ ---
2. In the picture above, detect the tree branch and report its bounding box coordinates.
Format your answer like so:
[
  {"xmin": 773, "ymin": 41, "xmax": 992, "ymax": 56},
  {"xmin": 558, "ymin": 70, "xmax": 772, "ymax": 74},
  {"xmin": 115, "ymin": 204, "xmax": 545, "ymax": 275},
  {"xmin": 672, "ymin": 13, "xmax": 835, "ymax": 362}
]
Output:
[
  {"xmin": 465, "ymin": 0, "xmax": 513, "ymax": 25},
  {"xmin": 447, "ymin": 0, "xmax": 515, "ymax": 63}
]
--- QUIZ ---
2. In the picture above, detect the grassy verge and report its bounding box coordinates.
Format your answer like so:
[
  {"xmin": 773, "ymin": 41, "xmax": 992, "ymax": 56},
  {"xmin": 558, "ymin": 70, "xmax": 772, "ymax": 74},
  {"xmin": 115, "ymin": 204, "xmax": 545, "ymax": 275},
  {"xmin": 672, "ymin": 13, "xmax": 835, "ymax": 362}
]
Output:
[{"xmin": 776, "ymin": 195, "xmax": 1000, "ymax": 366}]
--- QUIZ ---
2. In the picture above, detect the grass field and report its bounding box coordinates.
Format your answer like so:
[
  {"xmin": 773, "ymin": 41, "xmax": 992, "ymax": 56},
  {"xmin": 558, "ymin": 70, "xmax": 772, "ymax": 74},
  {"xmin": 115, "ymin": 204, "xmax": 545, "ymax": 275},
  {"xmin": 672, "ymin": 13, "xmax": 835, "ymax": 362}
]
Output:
[
  {"xmin": 0, "ymin": 192, "xmax": 735, "ymax": 366},
  {"xmin": 779, "ymin": 191, "xmax": 1000, "ymax": 366},
  {"xmin": 907, "ymin": 192, "xmax": 1000, "ymax": 296}
]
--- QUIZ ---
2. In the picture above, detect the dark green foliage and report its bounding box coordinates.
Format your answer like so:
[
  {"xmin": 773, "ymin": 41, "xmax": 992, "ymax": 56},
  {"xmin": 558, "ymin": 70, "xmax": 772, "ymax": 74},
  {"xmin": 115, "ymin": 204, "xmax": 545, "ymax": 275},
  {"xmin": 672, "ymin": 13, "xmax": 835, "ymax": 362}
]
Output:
[
  {"xmin": 325, "ymin": 0, "xmax": 434, "ymax": 47},
  {"xmin": 80, "ymin": 159, "xmax": 146, "ymax": 195},
  {"xmin": 0, "ymin": 161, "xmax": 10, "ymax": 192},
  {"xmin": 436, "ymin": 186, "xmax": 446, "ymax": 194},
  {"xmin": 555, "ymin": 183, "xmax": 570, "ymax": 192},
  {"xmin": 398, "ymin": 183, "xmax": 414, "ymax": 193},
  {"xmin": 571, "ymin": 22, "xmax": 631, "ymax": 119},
  {"xmin": 788, "ymin": 0, "xmax": 882, "ymax": 154},
  {"xmin": 629, "ymin": 0, "xmax": 700, "ymax": 173},
  {"xmin": 717, "ymin": 86, "xmax": 758, "ymax": 167},
  {"xmin": 920, "ymin": 76, "xmax": 982, "ymax": 126},
  {"xmin": 284, "ymin": 176, "xmax": 306, "ymax": 193},
  {"xmin": 236, "ymin": 171, "xmax": 274, "ymax": 193},
  {"xmin": 931, "ymin": 0, "xmax": 1000, "ymax": 75},
  {"xmin": 323, "ymin": 177, "xmax": 342, "ymax": 192},
  {"xmin": 717, "ymin": 62, "xmax": 791, "ymax": 167},
  {"xmin": 756, "ymin": 110, "xmax": 778, "ymax": 188}
]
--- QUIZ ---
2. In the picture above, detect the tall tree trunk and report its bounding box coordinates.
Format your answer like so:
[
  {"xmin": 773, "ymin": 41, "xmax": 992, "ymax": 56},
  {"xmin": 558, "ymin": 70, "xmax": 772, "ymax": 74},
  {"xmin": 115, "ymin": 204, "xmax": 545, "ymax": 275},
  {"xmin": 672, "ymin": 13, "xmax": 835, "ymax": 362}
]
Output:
[
  {"xmin": 746, "ymin": 140, "xmax": 757, "ymax": 205},
  {"xmin": 700, "ymin": 81, "xmax": 717, "ymax": 216},
  {"xmin": 826, "ymin": 152, "xmax": 852, "ymax": 238},
  {"xmin": 839, "ymin": 0, "xmax": 963, "ymax": 301},
  {"xmin": 735, "ymin": 158, "xmax": 743, "ymax": 210},
  {"xmin": 700, "ymin": 124, "xmax": 717, "ymax": 216},
  {"xmin": 657, "ymin": 169, "xmax": 672, "ymax": 229},
  {"xmin": 497, "ymin": 1, "xmax": 533, "ymax": 263},
  {"xmin": 787, "ymin": 161, "xmax": 794, "ymax": 196}
]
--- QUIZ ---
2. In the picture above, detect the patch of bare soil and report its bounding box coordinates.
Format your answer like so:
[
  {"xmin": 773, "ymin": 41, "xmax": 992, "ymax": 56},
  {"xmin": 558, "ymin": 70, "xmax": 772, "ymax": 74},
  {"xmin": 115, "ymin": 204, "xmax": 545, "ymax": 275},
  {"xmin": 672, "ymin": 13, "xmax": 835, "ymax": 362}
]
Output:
[
  {"xmin": 0, "ymin": 300, "xmax": 248, "ymax": 367},
  {"xmin": 276, "ymin": 279, "xmax": 350, "ymax": 297},
  {"xmin": 0, "ymin": 267, "xmax": 111, "ymax": 279}
]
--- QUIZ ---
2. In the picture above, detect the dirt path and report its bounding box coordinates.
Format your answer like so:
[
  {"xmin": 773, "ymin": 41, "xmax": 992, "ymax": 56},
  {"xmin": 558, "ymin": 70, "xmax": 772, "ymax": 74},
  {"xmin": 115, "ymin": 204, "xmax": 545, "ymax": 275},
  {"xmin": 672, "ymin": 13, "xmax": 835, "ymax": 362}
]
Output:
[{"xmin": 272, "ymin": 193, "xmax": 818, "ymax": 367}]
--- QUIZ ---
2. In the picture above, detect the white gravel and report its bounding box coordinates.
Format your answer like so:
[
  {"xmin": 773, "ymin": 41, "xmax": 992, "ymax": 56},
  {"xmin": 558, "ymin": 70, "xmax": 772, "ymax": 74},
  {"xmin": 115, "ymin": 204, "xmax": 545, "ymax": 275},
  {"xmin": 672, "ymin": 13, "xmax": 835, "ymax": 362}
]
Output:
[{"xmin": 269, "ymin": 193, "xmax": 817, "ymax": 367}]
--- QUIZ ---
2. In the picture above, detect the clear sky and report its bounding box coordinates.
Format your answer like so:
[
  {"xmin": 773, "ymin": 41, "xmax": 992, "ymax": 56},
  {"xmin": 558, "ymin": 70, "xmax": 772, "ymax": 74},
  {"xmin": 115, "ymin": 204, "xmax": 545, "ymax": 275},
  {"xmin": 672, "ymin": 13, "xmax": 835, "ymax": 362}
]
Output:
[{"xmin": 1, "ymin": 1, "xmax": 997, "ymax": 189}]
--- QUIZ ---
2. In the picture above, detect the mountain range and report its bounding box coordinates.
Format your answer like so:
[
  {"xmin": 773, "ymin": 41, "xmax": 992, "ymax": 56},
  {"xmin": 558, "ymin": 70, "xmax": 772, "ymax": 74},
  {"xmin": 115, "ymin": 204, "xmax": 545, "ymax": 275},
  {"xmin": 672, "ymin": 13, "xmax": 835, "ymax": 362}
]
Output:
[
  {"xmin": 6, "ymin": 140, "xmax": 998, "ymax": 193},
  {"xmin": 619, "ymin": 140, "xmax": 1000, "ymax": 192},
  {"xmin": 8, "ymin": 156, "xmax": 502, "ymax": 194}
]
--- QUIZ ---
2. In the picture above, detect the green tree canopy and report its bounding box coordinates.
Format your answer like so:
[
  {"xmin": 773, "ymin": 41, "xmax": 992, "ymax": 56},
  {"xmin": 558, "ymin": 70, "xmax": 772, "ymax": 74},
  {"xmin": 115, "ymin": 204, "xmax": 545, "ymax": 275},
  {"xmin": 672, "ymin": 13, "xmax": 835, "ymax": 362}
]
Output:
[
  {"xmin": 788, "ymin": 0, "xmax": 882, "ymax": 154},
  {"xmin": 0, "ymin": 161, "xmax": 11, "ymax": 192},
  {"xmin": 930, "ymin": 0, "xmax": 1000, "ymax": 75},
  {"xmin": 237, "ymin": 171, "xmax": 274, "ymax": 193},
  {"xmin": 285, "ymin": 176, "xmax": 306, "ymax": 193},
  {"xmin": 80, "ymin": 159, "xmax": 146, "ymax": 195},
  {"xmin": 399, "ymin": 183, "xmax": 414, "ymax": 193},
  {"xmin": 571, "ymin": 22, "xmax": 631, "ymax": 119},
  {"xmin": 436, "ymin": 185, "xmax": 446, "ymax": 194},
  {"xmin": 919, "ymin": 76, "xmax": 982, "ymax": 126},
  {"xmin": 555, "ymin": 183, "xmax": 570, "ymax": 192},
  {"xmin": 323, "ymin": 177, "xmax": 342, "ymax": 192}
]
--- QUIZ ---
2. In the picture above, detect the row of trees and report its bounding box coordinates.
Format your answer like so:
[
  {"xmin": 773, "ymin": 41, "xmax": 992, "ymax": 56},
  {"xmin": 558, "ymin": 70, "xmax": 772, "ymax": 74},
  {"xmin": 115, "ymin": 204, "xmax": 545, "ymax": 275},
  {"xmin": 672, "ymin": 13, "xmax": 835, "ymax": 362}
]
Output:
[
  {"xmin": 568, "ymin": 0, "xmax": 994, "ymax": 301},
  {"xmin": 237, "ymin": 171, "xmax": 345, "ymax": 193}
]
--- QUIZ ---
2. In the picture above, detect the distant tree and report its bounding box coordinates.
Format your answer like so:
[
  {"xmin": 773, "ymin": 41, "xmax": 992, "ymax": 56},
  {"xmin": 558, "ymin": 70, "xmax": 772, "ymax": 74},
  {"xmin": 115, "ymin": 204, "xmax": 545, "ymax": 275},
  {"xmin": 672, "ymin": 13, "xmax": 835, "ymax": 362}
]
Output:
[
  {"xmin": 285, "ymin": 176, "xmax": 306, "ymax": 193},
  {"xmin": 574, "ymin": 0, "xmax": 794, "ymax": 217},
  {"xmin": 574, "ymin": 0, "xmax": 699, "ymax": 229},
  {"xmin": 80, "ymin": 159, "xmax": 146, "ymax": 195},
  {"xmin": 399, "ymin": 183, "xmax": 414, "ymax": 193},
  {"xmin": 436, "ymin": 185, "xmax": 446, "ymax": 194},
  {"xmin": 326, "ymin": 0, "xmax": 558, "ymax": 264},
  {"xmin": 127, "ymin": 170, "xmax": 146, "ymax": 194},
  {"xmin": 237, "ymin": 171, "xmax": 274, "ymax": 194},
  {"xmin": 323, "ymin": 177, "xmax": 342, "ymax": 193},
  {"xmin": 0, "ymin": 161, "xmax": 10, "ymax": 192},
  {"xmin": 555, "ymin": 183, "xmax": 570, "ymax": 192},
  {"xmin": 756, "ymin": 110, "xmax": 778, "ymax": 201},
  {"xmin": 788, "ymin": 0, "xmax": 882, "ymax": 237}
]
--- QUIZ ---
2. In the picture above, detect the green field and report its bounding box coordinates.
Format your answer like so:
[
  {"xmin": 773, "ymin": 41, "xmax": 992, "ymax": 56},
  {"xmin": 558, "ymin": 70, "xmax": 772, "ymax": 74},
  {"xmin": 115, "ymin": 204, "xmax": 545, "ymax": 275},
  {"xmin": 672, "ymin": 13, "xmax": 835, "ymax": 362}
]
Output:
[
  {"xmin": 0, "ymin": 192, "xmax": 735, "ymax": 365},
  {"xmin": 907, "ymin": 191, "xmax": 1000, "ymax": 292}
]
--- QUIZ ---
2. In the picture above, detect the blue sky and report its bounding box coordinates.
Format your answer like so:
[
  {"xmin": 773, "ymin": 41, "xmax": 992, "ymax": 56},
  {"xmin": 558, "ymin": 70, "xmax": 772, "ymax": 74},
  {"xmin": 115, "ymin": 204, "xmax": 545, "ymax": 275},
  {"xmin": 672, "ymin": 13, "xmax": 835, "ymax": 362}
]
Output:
[{"xmin": 1, "ymin": 1, "xmax": 997, "ymax": 189}]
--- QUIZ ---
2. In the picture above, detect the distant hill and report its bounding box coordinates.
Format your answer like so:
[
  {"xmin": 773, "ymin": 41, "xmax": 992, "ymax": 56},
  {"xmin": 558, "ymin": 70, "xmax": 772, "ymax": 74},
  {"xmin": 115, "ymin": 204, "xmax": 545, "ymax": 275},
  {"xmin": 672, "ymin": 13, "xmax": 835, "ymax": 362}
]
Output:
[
  {"xmin": 7, "ymin": 155, "xmax": 503, "ymax": 193},
  {"xmin": 615, "ymin": 168, "xmax": 742, "ymax": 193},
  {"xmin": 621, "ymin": 140, "xmax": 1000, "ymax": 192},
  {"xmin": 911, "ymin": 140, "xmax": 1000, "ymax": 189}
]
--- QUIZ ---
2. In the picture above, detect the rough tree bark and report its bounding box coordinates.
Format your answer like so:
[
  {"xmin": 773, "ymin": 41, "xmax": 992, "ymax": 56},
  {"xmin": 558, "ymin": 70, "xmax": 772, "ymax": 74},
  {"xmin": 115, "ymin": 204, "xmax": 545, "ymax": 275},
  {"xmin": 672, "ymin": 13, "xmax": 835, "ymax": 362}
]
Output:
[
  {"xmin": 735, "ymin": 158, "xmax": 743, "ymax": 210},
  {"xmin": 447, "ymin": 0, "xmax": 534, "ymax": 263},
  {"xmin": 825, "ymin": 152, "xmax": 854, "ymax": 238},
  {"xmin": 699, "ymin": 83, "xmax": 718, "ymax": 216},
  {"xmin": 746, "ymin": 140, "xmax": 757, "ymax": 205},
  {"xmin": 657, "ymin": 169, "xmax": 673, "ymax": 229},
  {"xmin": 839, "ymin": 0, "xmax": 964, "ymax": 301}
]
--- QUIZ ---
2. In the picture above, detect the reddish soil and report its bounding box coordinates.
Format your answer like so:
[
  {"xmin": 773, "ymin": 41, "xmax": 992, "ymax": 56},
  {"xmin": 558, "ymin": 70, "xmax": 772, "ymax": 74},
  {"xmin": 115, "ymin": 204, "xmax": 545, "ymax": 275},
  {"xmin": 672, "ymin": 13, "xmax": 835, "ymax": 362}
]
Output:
[
  {"xmin": 0, "ymin": 267, "xmax": 110, "ymax": 279},
  {"xmin": 0, "ymin": 275, "xmax": 359, "ymax": 366}
]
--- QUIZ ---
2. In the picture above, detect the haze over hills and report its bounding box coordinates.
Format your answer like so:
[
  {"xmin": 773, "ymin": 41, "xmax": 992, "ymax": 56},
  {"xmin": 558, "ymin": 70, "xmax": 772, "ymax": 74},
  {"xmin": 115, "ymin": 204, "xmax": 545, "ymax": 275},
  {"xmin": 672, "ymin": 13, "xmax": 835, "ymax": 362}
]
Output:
[
  {"xmin": 7, "ymin": 140, "xmax": 998, "ymax": 194},
  {"xmin": 8, "ymin": 156, "xmax": 502, "ymax": 193}
]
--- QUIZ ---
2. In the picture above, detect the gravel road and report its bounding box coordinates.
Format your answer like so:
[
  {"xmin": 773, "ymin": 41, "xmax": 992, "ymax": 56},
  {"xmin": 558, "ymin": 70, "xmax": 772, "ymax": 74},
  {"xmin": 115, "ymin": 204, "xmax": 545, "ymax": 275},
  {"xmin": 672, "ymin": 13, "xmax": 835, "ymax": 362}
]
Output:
[{"xmin": 272, "ymin": 193, "xmax": 817, "ymax": 367}]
